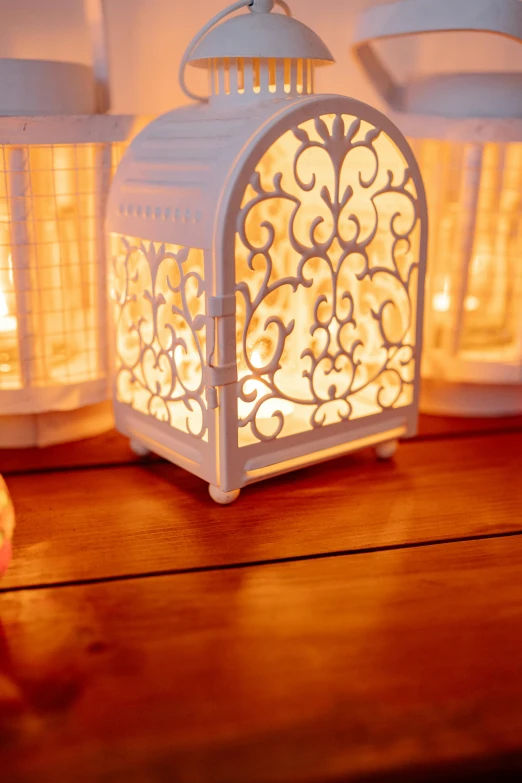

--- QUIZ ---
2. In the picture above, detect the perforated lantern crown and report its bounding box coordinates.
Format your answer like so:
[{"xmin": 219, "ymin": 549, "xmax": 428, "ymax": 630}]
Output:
[
  {"xmin": 354, "ymin": 0, "xmax": 522, "ymax": 417},
  {"xmin": 0, "ymin": 3, "xmax": 133, "ymax": 448},
  {"xmin": 108, "ymin": 0, "xmax": 428, "ymax": 504}
]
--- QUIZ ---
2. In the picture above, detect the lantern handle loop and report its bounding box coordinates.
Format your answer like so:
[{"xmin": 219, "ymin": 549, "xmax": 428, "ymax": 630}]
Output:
[
  {"xmin": 179, "ymin": 0, "xmax": 292, "ymax": 103},
  {"xmin": 352, "ymin": 0, "xmax": 522, "ymax": 113},
  {"xmin": 83, "ymin": 0, "xmax": 111, "ymax": 113}
]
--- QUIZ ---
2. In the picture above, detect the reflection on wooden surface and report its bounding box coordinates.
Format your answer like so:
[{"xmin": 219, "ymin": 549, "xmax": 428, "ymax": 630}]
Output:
[{"xmin": 1, "ymin": 418, "xmax": 522, "ymax": 781}]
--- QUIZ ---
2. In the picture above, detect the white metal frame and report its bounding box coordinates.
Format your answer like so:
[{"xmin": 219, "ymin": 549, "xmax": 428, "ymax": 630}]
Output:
[{"xmin": 108, "ymin": 0, "xmax": 428, "ymax": 502}]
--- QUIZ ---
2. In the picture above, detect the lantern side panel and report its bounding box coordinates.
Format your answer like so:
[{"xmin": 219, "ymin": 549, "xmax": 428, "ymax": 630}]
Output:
[
  {"xmin": 111, "ymin": 235, "xmax": 208, "ymax": 442},
  {"xmin": 0, "ymin": 142, "xmax": 109, "ymax": 395},
  {"xmin": 419, "ymin": 139, "xmax": 522, "ymax": 384},
  {"xmin": 235, "ymin": 113, "xmax": 421, "ymax": 446}
]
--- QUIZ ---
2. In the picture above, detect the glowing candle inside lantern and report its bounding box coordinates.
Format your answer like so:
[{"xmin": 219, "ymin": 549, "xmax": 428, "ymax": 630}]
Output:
[
  {"xmin": 0, "ymin": 253, "xmax": 16, "ymax": 335},
  {"xmin": 0, "ymin": 286, "xmax": 16, "ymax": 333},
  {"xmin": 432, "ymin": 285, "xmax": 451, "ymax": 314}
]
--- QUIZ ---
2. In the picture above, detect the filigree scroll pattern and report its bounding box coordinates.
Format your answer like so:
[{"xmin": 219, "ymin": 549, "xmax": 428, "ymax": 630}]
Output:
[
  {"xmin": 111, "ymin": 236, "xmax": 207, "ymax": 440},
  {"xmin": 236, "ymin": 114, "xmax": 421, "ymax": 445}
]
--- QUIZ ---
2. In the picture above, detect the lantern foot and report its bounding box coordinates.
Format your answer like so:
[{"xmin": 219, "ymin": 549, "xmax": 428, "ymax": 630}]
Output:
[
  {"xmin": 129, "ymin": 437, "xmax": 150, "ymax": 457},
  {"xmin": 209, "ymin": 485, "xmax": 241, "ymax": 505},
  {"xmin": 375, "ymin": 439, "xmax": 398, "ymax": 460}
]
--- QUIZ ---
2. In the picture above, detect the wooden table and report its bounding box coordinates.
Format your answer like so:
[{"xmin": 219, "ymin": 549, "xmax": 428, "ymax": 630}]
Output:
[{"xmin": 1, "ymin": 414, "xmax": 522, "ymax": 782}]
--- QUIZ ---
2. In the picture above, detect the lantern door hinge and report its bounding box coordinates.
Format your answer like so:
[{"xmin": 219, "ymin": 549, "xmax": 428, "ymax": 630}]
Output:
[
  {"xmin": 205, "ymin": 362, "xmax": 238, "ymax": 410},
  {"xmin": 206, "ymin": 386, "xmax": 219, "ymax": 410},
  {"xmin": 206, "ymin": 295, "xmax": 237, "ymax": 409},
  {"xmin": 206, "ymin": 363, "xmax": 238, "ymax": 388}
]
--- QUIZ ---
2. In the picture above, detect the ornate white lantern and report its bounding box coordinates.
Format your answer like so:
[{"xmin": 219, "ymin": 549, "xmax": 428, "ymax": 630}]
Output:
[
  {"xmin": 0, "ymin": 3, "xmax": 133, "ymax": 448},
  {"xmin": 354, "ymin": 0, "xmax": 522, "ymax": 416},
  {"xmin": 108, "ymin": 0, "xmax": 428, "ymax": 503}
]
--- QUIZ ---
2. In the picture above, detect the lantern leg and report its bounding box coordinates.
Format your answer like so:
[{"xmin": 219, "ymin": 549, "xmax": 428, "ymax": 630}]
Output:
[
  {"xmin": 129, "ymin": 437, "xmax": 150, "ymax": 457},
  {"xmin": 374, "ymin": 439, "xmax": 398, "ymax": 460},
  {"xmin": 208, "ymin": 485, "xmax": 241, "ymax": 505}
]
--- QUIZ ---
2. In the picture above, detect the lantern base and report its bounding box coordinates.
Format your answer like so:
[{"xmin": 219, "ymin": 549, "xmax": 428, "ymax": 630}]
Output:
[
  {"xmin": 0, "ymin": 401, "xmax": 114, "ymax": 448},
  {"xmin": 420, "ymin": 379, "xmax": 522, "ymax": 418},
  {"xmin": 209, "ymin": 485, "xmax": 241, "ymax": 505},
  {"xmin": 374, "ymin": 439, "xmax": 398, "ymax": 460}
]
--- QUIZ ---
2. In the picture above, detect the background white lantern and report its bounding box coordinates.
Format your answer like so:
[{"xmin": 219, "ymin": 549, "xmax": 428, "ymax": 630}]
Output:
[
  {"xmin": 108, "ymin": 0, "xmax": 428, "ymax": 503},
  {"xmin": 353, "ymin": 0, "xmax": 522, "ymax": 417},
  {"xmin": 0, "ymin": 2, "xmax": 133, "ymax": 447}
]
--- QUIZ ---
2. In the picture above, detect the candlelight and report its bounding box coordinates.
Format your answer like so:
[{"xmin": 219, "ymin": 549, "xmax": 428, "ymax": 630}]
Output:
[
  {"xmin": 0, "ymin": 286, "xmax": 16, "ymax": 334},
  {"xmin": 420, "ymin": 138, "xmax": 522, "ymax": 414}
]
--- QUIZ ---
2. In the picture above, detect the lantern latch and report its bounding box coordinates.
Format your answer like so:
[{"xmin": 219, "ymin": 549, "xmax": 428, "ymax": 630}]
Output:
[{"xmin": 206, "ymin": 363, "xmax": 238, "ymax": 388}]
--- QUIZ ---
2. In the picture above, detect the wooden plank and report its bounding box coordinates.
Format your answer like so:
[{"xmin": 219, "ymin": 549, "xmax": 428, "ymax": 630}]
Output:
[
  {"xmin": 2, "ymin": 431, "xmax": 522, "ymax": 589},
  {"xmin": 417, "ymin": 412, "xmax": 522, "ymax": 439},
  {"xmin": 1, "ymin": 536, "xmax": 522, "ymax": 782},
  {"xmin": 2, "ymin": 414, "xmax": 522, "ymax": 476},
  {"xmin": 0, "ymin": 429, "xmax": 142, "ymax": 476}
]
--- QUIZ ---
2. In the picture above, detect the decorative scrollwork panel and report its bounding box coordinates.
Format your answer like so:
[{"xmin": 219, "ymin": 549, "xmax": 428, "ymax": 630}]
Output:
[
  {"xmin": 111, "ymin": 235, "xmax": 208, "ymax": 441},
  {"xmin": 235, "ymin": 113, "xmax": 421, "ymax": 446}
]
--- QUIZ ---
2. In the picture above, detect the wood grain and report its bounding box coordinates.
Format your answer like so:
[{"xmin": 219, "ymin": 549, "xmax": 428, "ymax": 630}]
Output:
[
  {"xmin": 1, "ymin": 536, "xmax": 522, "ymax": 783},
  {"xmin": 2, "ymin": 413, "xmax": 522, "ymax": 476},
  {"xmin": 2, "ymin": 431, "xmax": 522, "ymax": 589},
  {"xmin": 416, "ymin": 412, "xmax": 522, "ymax": 440},
  {"xmin": 0, "ymin": 429, "xmax": 142, "ymax": 476}
]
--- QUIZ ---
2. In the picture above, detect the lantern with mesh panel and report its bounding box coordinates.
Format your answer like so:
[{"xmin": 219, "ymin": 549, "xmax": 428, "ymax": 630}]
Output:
[
  {"xmin": 0, "ymin": 3, "xmax": 133, "ymax": 448},
  {"xmin": 353, "ymin": 0, "xmax": 522, "ymax": 417}
]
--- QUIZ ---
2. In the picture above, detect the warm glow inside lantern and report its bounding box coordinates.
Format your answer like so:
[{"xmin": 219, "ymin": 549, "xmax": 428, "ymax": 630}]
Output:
[
  {"xmin": 0, "ymin": 59, "xmax": 132, "ymax": 447},
  {"xmin": 108, "ymin": 0, "xmax": 427, "ymax": 503},
  {"xmin": 416, "ymin": 137, "xmax": 522, "ymax": 415},
  {"xmin": 353, "ymin": 0, "xmax": 522, "ymax": 416}
]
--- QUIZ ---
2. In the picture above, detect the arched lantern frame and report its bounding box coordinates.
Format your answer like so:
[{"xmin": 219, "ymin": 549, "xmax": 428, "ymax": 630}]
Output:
[{"xmin": 215, "ymin": 94, "xmax": 428, "ymax": 493}]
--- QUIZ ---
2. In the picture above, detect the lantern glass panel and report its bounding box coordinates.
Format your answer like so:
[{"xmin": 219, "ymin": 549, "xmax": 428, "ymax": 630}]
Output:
[
  {"xmin": 421, "ymin": 139, "xmax": 522, "ymax": 362},
  {"xmin": 111, "ymin": 236, "xmax": 208, "ymax": 441},
  {"xmin": 0, "ymin": 142, "xmax": 110, "ymax": 391},
  {"xmin": 236, "ymin": 114, "xmax": 420, "ymax": 446}
]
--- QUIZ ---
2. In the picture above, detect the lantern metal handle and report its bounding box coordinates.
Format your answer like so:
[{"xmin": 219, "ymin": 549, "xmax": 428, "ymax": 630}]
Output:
[
  {"xmin": 83, "ymin": 0, "xmax": 111, "ymax": 113},
  {"xmin": 352, "ymin": 0, "xmax": 522, "ymax": 115},
  {"xmin": 179, "ymin": 0, "xmax": 292, "ymax": 104}
]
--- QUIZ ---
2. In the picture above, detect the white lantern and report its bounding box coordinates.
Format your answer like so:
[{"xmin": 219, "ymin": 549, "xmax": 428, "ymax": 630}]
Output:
[
  {"xmin": 108, "ymin": 0, "xmax": 428, "ymax": 503},
  {"xmin": 354, "ymin": 0, "xmax": 522, "ymax": 417},
  {"xmin": 0, "ymin": 4, "xmax": 133, "ymax": 447}
]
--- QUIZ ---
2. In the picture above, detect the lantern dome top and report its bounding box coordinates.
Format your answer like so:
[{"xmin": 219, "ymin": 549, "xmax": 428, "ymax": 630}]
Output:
[
  {"xmin": 179, "ymin": 0, "xmax": 334, "ymax": 104},
  {"xmin": 188, "ymin": 9, "xmax": 334, "ymax": 67}
]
